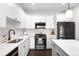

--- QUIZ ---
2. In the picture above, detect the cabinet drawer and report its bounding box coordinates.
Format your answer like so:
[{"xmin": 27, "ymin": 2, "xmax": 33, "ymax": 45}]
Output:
[
  {"xmin": 55, "ymin": 44, "xmax": 68, "ymax": 56},
  {"xmin": 52, "ymin": 42, "xmax": 68, "ymax": 56},
  {"xmin": 52, "ymin": 42, "xmax": 56, "ymax": 48}
]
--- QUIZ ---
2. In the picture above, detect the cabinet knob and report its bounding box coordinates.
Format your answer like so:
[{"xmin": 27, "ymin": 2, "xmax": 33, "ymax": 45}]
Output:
[
  {"xmin": 56, "ymin": 52, "xmax": 60, "ymax": 56},
  {"xmin": 23, "ymin": 46, "xmax": 25, "ymax": 47},
  {"xmin": 53, "ymin": 45, "xmax": 55, "ymax": 47}
]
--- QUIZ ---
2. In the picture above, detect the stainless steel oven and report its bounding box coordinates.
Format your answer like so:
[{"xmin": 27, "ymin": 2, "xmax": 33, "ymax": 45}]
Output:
[{"xmin": 35, "ymin": 34, "xmax": 46, "ymax": 49}]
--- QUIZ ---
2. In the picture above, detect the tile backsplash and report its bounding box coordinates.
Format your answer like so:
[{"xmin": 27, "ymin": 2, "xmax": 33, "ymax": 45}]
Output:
[
  {"xmin": 0, "ymin": 28, "xmax": 55, "ymax": 44},
  {"xmin": 23, "ymin": 29, "xmax": 56, "ymax": 38},
  {"xmin": 0, "ymin": 27, "xmax": 23, "ymax": 43}
]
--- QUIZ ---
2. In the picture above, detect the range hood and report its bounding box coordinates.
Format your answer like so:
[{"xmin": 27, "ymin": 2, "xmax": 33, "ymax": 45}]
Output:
[{"xmin": 35, "ymin": 22, "xmax": 46, "ymax": 29}]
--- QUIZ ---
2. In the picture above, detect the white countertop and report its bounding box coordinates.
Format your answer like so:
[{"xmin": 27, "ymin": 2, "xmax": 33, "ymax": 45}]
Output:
[
  {"xmin": 0, "ymin": 35, "xmax": 30, "ymax": 56},
  {"xmin": 52, "ymin": 40, "xmax": 79, "ymax": 56}
]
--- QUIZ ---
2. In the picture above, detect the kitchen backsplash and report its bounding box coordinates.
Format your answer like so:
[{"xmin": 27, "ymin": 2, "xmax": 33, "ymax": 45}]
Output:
[
  {"xmin": 0, "ymin": 27, "xmax": 23, "ymax": 43},
  {"xmin": 23, "ymin": 29, "xmax": 56, "ymax": 38},
  {"xmin": 0, "ymin": 28, "xmax": 55, "ymax": 44}
]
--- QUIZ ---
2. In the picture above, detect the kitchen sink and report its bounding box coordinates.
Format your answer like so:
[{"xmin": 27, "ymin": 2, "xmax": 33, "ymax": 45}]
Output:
[{"xmin": 8, "ymin": 39, "xmax": 23, "ymax": 43}]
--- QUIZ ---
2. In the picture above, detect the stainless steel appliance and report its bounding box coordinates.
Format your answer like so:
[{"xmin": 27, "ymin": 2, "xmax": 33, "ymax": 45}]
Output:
[
  {"xmin": 35, "ymin": 34, "xmax": 46, "ymax": 49},
  {"xmin": 35, "ymin": 22, "xmax": 46, "ymax": 29},
  {"xmin": 57, "ymin": 22, "xmax": 75, "ymax": 39}
]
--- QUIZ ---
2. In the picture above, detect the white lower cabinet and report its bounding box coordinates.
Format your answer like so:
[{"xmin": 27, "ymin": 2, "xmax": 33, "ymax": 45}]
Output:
[
  {"xmin": 47, "ymin": 38, "xmax": 52, "ymax": 49},
  {"xmin": 30, "ymin": 36, "xmax": 35, "ymax": 49},
  {"xmin": 18, "ymin": 37, "xmax": 30, "ymax": 56},
  {"xmin": 26, "ymin": 37, "xmax": 30, "ymax": 55},
  {"xmin": 30, "ymin": 35, "xmax": 53, "ymax": 49},
  {"xmin": 47, "ymin": 36, "xmax": 54, "ymax": 49},
  {"xmin": 52, "ymin": 44, "xmax": 57, "ymax": 56},
  {"xmin": 52, "ymin": 42, "xmax": 68, "ymax": 56},
  {"xmin": 18, "ymin": 41, "xmax": 26, "ymax": 56}
]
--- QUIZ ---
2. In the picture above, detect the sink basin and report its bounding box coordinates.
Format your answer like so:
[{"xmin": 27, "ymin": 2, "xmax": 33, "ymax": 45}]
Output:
[{"xmin": 8, "ymin": 39, "xmax": 23, "ymax": 43}]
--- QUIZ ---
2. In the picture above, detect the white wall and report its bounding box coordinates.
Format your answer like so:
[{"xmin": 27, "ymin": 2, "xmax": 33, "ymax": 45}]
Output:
[
  {"xmin": 5, "ymin": 4, "xmax": 28, "ymax": 28},
  {"xmin": 0, "ymin": 3, "xmax": 28, "ymax": 43},
  {"xmin": 0, "ymin": 4, "xmax": 6, "ymax": 27},
  {"xmin": 72, "ymin": 5, "xmax": 79, "ymax": 39},
  {"xmin": 0, "ymin": 3, "xmax": 29, "ymax": 28}
]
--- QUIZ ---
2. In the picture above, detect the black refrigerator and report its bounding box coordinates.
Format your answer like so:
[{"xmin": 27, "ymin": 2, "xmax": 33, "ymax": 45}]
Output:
[{"xmin": 57, "ymin": 22, "xmax": 75, "ymax": 39}]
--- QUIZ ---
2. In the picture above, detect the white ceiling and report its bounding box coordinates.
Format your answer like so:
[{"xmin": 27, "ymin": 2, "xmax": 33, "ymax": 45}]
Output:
[{"xmin": 17, "ymin": 3, "xmax": 79, "ymax": 14}]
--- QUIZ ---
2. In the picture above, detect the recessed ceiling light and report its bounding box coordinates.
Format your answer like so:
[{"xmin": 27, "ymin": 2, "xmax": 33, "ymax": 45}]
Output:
[
  {"xmin": 32, "ymin": 3, "xmax": 35, "ymax": 5},
  {"xmin": 61, "ymin": 3, "xmax": 66, "ymax": 6},
  {"xmin": 7, "ymin": 3, "xmax": 15, "ymax": 6}
]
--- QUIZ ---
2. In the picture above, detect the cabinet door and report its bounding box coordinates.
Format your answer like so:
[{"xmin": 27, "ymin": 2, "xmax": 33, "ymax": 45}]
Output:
[
  {"xmin": 46, "ymin": 19, "xmax": 50, "ymax": 29},
  {"xmin": 52, "ymin": 42, "xmax": 61, "ymax": 56},
  {"xmin": 18, "ymin": 42, "xmax": 25, "ymax": 56},
  {"xmin": 27, "ymin": 16, "xmax": 35, "ymax": 29},
  {"xmin": 24, "ymin": 40, "xmax": 27, "ymax": 56},
  {"xmin": 52, "ymin": 41, "xmax": 68, "ymax": 56},
  {"xmin": 52, "ymin": 43, "xmax": 57, "ymax": 56},
  {"xmin": 30, "ymin": 36, "xmax": 35, "ymax": 49},
  {"xmin": 56, "ymin": 45, "xmax": 68, "ymax": 56},
  {"xmin": 25, "ymin": 37, "xmax": 30, "ymax": 56},
  {"xmin": 47, "ymin": 37, "xmax": 52, "ymax": 49},
  {"xmin": 50, "ymin": 19, "xmax": 54, "ymax": 29},
  {"xmin": 30, "ymin": 19, "xmax": 35, "ymax": 29},
  {"xmin": 27, "ymin": 37, "xmax": 30, "ymax": 51},
  {"xmin": 46, "ymin": 16, "xmax": 54, "ymax": 29}
]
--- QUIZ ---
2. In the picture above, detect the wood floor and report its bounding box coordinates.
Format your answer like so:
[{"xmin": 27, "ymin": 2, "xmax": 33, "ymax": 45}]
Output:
[{"xmin": 27, "ymin": 49, "xmax": 52, "ymax": 56}]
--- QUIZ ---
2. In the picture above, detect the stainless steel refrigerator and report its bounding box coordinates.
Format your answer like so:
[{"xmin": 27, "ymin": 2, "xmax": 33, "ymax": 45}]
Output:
[{"xmin": 57, "ymin": 22, "xmax": 75, "ymax": 39}]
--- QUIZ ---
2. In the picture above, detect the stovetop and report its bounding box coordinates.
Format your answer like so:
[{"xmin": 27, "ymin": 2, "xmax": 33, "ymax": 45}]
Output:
[{"xmin": 35, "ymin": 34, "xmax": 46, "ymax": 39}]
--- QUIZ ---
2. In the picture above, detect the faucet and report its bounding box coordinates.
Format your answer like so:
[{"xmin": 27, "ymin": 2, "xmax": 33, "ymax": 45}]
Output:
[{"xmin": 8, "ymin": 29, "xmax": 15, "ymax": 41}]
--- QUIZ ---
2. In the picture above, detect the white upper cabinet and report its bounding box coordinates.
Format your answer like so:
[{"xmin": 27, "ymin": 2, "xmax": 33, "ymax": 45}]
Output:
[
  {"xmin": 24, "ymin": 15, "xmax": 35, "ymax": 29},
  {"xmin": 34, "ymin": 15, "xmax": 41, "ymax": 22},
  {"xmin": 46, "ymin": 15, "xmax": 55, "ymax": 29},
  {"xmin": 46, "ymin": 17, "xmax": 50, "ymax": 29},
  {"xmin": 24, "ymin": 15, "xmax": 47, "ymax": 29},
  {"xmin": 40, "ymin": 16, "xmax": 46, "ymax": 22},
  {"xmin": 56, "ymin": 13, "xmax": 74, "ymax": 22},
  {"xmin": 29, "ymin": 16, "xmax": 35, "ymax": 29},
  {"xmin": 25, "ymin": 15, "xmax": 55, "ymax": 29}
]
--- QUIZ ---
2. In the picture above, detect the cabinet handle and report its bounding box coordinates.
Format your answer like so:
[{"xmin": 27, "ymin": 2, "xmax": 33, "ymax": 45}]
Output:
[
  {"xmin": 53, "ymin": 45, "xmax": 55, "ymax": 47},
  {"xmin": 56, "ymin": 52, "xmax": 60, "ymax": 56},
  {"xmin": 23, "ymin": 46, "xmax": 25, "ymax": 47}
]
